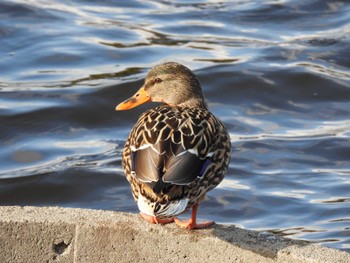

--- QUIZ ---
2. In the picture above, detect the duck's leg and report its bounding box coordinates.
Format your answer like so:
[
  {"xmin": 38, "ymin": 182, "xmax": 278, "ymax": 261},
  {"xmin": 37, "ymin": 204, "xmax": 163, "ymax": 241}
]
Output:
[
  {"xmin": 140, "ymin": 213, "xmax": 174, "ymax": 224},
  {"xmin": 174, "ymin": 203, "xmax": 214, "ymax": 229}
]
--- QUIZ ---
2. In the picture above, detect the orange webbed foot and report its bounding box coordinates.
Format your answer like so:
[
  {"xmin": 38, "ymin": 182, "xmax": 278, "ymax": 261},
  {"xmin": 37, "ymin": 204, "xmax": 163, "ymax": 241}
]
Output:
[
  {"xmin": 174, "ymin": 218, "xmax": 214, "ymax": 230},
  {"xmin": 140, "ymin": 213, "xmax": 174, "ymax": 224},
  {"xmin": 174, "ymin": 202, "xmax": 214, "ymax": 230}
]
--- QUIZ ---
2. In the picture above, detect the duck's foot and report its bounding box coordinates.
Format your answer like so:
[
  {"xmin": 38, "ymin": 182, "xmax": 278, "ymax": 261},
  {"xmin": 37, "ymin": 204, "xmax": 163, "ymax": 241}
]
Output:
[
  {"xmin": 174, "ymin": 218, "xmax": 214, "ymax": 230},
  {"xmin": 140, "ymin": 213, "xmax": 174, "ymax": 224},
  {"xmin": 174, "ymin": 202, "xmax": 214, "ymax": 230}
]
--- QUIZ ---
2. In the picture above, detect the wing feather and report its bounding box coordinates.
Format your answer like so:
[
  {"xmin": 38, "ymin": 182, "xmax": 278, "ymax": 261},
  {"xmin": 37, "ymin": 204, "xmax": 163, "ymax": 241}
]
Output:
[{"xmin": 129, "ymin": 106, "xmax": 218, "ymax": 193}]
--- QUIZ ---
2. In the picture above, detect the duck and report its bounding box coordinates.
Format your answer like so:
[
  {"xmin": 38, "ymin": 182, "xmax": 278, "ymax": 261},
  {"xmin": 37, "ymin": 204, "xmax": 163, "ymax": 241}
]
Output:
[{"xmin": 116, "ymin": 62, "xmax": 231, "ymax": 229}]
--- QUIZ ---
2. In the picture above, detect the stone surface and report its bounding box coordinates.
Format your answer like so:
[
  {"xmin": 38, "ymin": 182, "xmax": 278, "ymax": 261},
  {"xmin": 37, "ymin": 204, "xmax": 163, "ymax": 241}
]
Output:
[{"xmin": 0, "ymin": 206, "xmax": 349, "ymax": 263}]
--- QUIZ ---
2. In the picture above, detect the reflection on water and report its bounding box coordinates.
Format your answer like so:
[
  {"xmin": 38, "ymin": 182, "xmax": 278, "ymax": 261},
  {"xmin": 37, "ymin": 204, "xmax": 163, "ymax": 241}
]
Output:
[{"xmin": 1, "ymin": 0, "xmax": 350, "ymax": 252}]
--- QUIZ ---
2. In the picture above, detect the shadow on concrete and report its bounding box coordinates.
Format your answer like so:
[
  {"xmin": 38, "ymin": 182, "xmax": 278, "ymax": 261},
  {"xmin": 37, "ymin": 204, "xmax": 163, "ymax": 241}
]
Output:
[{"xmin": 211, "ymin": 223, "xmax": 309, "ymax": 259}]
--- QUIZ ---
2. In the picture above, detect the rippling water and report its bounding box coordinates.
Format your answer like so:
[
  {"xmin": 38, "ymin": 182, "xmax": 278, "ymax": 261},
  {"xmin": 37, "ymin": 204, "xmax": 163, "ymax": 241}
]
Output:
[{"xmin": 1, "ymin": 0, "xmax": 350, "ymax": 252}]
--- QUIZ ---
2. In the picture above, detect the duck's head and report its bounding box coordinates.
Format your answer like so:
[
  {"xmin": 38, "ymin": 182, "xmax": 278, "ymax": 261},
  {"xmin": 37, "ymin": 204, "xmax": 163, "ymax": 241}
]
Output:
[{"xmin": 116, "ymin": 62, "xmax": 206, "ymax": 110}]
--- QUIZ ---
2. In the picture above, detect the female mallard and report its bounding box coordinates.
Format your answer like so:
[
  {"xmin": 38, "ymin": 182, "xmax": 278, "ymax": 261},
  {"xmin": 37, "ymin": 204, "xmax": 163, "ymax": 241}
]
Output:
[{"xmin": 116, "ymin": 62, "xmax": 231, "ymax": 229}]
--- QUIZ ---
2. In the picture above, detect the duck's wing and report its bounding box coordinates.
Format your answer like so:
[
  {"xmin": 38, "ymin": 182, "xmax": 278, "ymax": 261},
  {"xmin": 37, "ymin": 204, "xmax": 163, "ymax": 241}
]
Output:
[
  {"xmin": 132, "ymin": 140, "xmax": 210, "ymax": 185},
  {"xmin": 129, "ymin": 108, "xmax": 218, "ymax": 193}
]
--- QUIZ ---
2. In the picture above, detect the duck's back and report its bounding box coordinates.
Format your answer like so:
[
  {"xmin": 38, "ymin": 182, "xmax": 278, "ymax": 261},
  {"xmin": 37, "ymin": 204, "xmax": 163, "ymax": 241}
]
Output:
[{"xmin": 122, "ymin": 105, "xmax": 231, "ymax": 218}]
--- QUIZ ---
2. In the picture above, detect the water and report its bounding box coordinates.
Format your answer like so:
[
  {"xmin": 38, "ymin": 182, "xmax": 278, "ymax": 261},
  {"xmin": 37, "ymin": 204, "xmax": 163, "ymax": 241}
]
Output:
[{"xmin": 1, "ymin": 0, "xmax": 350, "ymax": 252}]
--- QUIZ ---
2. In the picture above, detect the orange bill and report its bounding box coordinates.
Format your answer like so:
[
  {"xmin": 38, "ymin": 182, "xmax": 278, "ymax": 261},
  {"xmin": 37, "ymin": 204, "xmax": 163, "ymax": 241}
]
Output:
[{"xmin": 115, "ymin": 87, "xmax": 151, "ymax": 111}]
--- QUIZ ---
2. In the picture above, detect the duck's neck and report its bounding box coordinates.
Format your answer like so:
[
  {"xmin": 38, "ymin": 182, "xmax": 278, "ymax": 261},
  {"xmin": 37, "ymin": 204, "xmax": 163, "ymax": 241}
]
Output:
[{"xmin": 177, "ymin": 98, "xmax": 207, "ymax": 109}]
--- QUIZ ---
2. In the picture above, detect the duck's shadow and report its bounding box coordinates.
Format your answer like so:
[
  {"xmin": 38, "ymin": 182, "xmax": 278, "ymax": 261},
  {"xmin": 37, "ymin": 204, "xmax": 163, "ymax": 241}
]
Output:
[{"xmin": 191, "ymin": 223, "xmax": 309, "ymax": 259}]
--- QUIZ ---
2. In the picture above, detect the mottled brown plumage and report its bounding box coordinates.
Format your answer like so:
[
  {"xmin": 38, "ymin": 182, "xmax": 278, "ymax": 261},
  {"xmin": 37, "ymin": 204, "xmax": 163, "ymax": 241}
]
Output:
[{"xmin": 116, "ymin": 62, "xmax": 231, "ymax": 229}]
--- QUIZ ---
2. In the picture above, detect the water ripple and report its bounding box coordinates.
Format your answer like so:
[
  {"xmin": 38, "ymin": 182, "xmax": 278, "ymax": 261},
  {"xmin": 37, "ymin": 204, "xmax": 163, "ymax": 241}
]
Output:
[{"xmin": 0, "ymin": 147, "xmax": 121, "ymax": 179}]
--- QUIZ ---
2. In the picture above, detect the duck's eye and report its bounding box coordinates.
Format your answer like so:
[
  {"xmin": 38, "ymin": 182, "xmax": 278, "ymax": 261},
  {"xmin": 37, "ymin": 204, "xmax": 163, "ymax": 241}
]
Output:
[{"xmin": 154, "ymin": 78, "xmax": 162, "ymax": 84}]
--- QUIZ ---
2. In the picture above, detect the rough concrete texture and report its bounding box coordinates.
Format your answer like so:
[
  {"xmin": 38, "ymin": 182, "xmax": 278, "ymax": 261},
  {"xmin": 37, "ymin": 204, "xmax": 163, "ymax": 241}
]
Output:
[{"xmin": 0, "ymin": 206, "xmax": 349, "ymax": 263}]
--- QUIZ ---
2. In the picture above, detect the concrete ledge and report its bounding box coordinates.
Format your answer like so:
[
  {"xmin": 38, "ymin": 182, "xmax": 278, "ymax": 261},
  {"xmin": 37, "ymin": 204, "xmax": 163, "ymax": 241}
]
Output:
[{"xmin": 0, "ymin": 206, "xmax": 349, "ymax": 263}]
